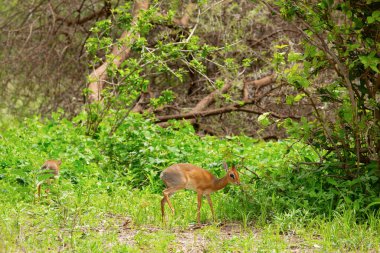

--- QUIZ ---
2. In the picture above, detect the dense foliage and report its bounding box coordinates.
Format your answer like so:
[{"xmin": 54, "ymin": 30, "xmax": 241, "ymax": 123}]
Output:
[
  {"xmin": 79, "ymin": 0, "xmax": 380, "ymax": 213},
  {"xmin": 1, "ymin": 114, "xmax": 380, "ymax": 251},
  {"xmin": 273, "ymin": 0, "xmax": 380, "ymax": 180},
  {"xmin": 1, "ymin": 113, "xmax": 379, "ymax": 217},
  {"xmin": 1, "ymin": 0, "xmax": 380, "ymax": 251}
]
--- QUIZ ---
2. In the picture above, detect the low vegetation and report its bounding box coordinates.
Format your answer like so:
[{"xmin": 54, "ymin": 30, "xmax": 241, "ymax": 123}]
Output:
[{"xmin": 1, "ymin": 114, "xmax": 379, "ymax": 252}]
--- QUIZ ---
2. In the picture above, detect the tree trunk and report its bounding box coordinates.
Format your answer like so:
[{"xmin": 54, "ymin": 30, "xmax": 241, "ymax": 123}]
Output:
[
  {"xmin": 375, "ymin": 74, "xmax": 380, "ymax": 176},
  {"xmin": 87, "ymin": 0, "xmax": 150, "ymax": 102}
]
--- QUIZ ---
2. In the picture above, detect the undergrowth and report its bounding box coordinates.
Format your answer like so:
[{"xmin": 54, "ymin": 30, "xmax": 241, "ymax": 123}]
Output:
[{"xmin": 0, "ymin": 112, "xmax": 379, "ymax": 252}]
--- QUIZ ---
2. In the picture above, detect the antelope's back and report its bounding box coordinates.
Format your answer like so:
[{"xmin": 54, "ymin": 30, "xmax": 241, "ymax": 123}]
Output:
[
  {"xmin": 160, "ymin": 163, "xmax": 215, "ymax": 188},
  {"xmin": 41, "ymin": 160, "xmax": 61, "ymax": 176}
]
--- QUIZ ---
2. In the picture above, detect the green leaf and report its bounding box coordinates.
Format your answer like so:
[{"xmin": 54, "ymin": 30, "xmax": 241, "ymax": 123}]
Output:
[
  {"xmin": 215, "ymin": 79, "xmax": 224, "ymax": 89},
  {"xmin": 359, "ymin": 52, "xmax": 380, "ymax": 73},
  {"xmin": 258, "ymin": 112, "xmax": 272, "ymax": 127},
  {"xmin": 294, "ymin": 93, "xmax": 306, "ymax": 102},
  {"xmin": 286, "ymin": 95, "xmax": 294, "ymax": 105},
  {"xmin": 275, "ymin": 44, "xmax": 289, "ymax": 49},
  {"xmin": 242, "ymin": 58, "xmax": 252, "ymax": 67},
  {"xmin": 367, "ymin": 10, "xmax": 380, "ymax": 24},
  {"xmin": 326, "ymin": 177, "xmax": 338, "ymax": 186},
  {"xmin": 364, "ymin": 198, "xmax": 380, "ymax": 211},
  {"xmin": 288, "ymin": 52, "xmax": 303, "ymax": 62}
]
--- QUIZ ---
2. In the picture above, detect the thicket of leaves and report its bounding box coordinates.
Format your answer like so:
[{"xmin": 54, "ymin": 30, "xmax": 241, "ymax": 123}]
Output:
[
  {"xmin": 1, "ymin": 0, "xmax": 285, "ymax": 136},
  {"xmin": 270, "ymin": 0, "xmax": 380, "ymax": 181},
  {"xmin": 86, "ymin": 0, "xmax": 260, "ymax": 133},
  {"xmin": 83, "ymin": 0, "xmax": 380, "ymax": 184},
  {"xmin": 84, "ymin": 1, "xmax": 274, "ymax": 136},
  {"xmin": 1, "ymin": 114, "xmax": 379, "ymax": 219},
  {"xmin": 1, "ymin": 0, "xmax": 379, "ymax": 222}
]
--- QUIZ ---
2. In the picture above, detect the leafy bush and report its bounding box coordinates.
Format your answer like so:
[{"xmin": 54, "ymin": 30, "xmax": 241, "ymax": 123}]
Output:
[
  {"xmin": 1, "ymin": 112, "xmax": 378, "ymax": 221},
  {"xmin": 273, "ymin": 0, "xmax": 380, "ymax": 181}
]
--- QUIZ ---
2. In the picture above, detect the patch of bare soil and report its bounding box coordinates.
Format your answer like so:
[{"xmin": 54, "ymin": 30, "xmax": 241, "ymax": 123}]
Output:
[
  {"xmin": 174, "ymin": 222, "xmax": 250, "ymax": 252},
  {"xmin": 117, "ymin": 217, "xmax": 315, "ymax": 252},
  {"xmin": 117, "ymin": 218, "xmax": 251, "ymax": 252}
]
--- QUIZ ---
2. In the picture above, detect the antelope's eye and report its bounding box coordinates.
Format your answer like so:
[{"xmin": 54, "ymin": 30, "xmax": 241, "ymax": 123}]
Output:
[{"xmin": 229, "ymin": 173, "xmax": 235, "ymax": 179}]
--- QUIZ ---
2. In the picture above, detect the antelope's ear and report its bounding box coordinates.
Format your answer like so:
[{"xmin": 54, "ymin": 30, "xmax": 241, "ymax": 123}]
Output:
[
  {"xmin": 222, "ymin": 161, "xmax": 229, "ymax": 172},
  {"xmin": 57, "ymin": 160, "xmax": 62, "ymax": 165}
]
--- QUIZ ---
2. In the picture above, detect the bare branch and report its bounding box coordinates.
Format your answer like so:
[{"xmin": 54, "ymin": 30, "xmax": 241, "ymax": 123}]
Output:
[
  {"xmin": 56, "ymin": 4, "xmax": 110, "ymax": 26},
  {"xmin": 243, "ymin": 74, "xmax": 276, "ymax": 101},
  {"xmin": 155, "ymin": 78, "xmax": 298, "ymax": 123}
]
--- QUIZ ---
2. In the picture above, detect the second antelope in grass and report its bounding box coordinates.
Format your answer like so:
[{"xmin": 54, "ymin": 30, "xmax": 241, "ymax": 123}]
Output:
[
  {"xmin": 36, "ymin": 160, "xmax": 61, "ymax": 199},
  {"xmin": 160, "ymin": 162, "xmax": 240, "ymax": 224}
]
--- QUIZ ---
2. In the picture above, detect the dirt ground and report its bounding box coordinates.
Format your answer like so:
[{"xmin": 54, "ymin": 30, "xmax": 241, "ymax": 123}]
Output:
[{"xmin": 118, "ymin": 218, "xmax": 316, "ymax": 252}]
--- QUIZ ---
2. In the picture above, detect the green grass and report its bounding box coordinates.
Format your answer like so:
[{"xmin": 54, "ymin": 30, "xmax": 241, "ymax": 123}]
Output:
[
  {"xmin": 1, "ymin": 185, "xmax": 379, "ymax": 252},
  {"xmin": 1, "ymin": 116, "xmax": 379, "ymax": 252}
]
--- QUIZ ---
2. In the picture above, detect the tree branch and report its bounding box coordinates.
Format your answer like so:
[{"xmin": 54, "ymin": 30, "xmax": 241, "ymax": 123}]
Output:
[
  {"xmin": 87, "ymin": 0, "xmax": 149, "ymax": 102},
  {"xmin": 155, "ymin": 80, "xmax": 297, "ymax": 123},
  {"xmin": 55, "ymin": 3, "xmax": 111, "ymax": 26},
  {"xmin": 243, "ymin": 74, "xmax": 276, "ymax": 101}
]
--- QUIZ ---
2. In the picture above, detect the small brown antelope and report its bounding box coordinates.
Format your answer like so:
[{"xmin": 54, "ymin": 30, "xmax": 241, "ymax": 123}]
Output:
[
  {"xmin": 36, "ymin": 160, "xmax": 61, "ymax": 199},
  {"xmin": 160, "ymin": 162, "xmax": 240, "ymax": 224}
]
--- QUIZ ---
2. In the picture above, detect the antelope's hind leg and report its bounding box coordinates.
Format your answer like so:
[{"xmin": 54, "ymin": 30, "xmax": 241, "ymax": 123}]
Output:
[{"xmin": 161, "ymin": 186, "xmax": 183, "ymax": 221}]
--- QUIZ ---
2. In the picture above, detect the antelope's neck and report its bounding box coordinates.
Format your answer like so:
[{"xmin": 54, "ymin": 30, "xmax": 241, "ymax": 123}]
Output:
[{"xmin": 213, "ymin": 176, "xmax": 229, "ymax": 191}]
